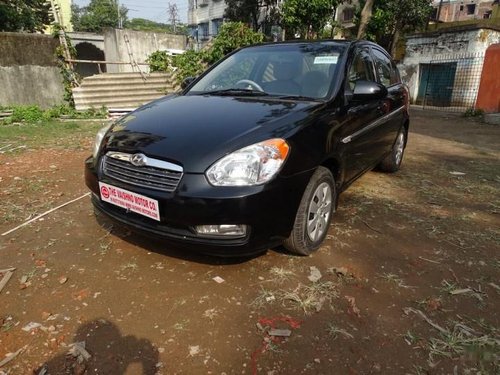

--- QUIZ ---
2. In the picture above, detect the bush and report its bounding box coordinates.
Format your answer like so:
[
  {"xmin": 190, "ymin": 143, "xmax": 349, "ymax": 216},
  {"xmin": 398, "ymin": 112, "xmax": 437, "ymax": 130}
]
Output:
[
  {"xmin": 11, "ymin": 106, "xmax": 45, "ymax": 122},
  {"xmin": 205, "ymin": 22, "xmax": 264, "ymax": 64},
  {"xmin": 146, "ymin": 51, "xmax": 171, "ymax": 72},
  {"xmin": 171, "ymin": 50, "xmax": 207, "ymax": 83},
  {"xmin": 146, "ymin": 22, "xmax": 264, "ymax": 85}
]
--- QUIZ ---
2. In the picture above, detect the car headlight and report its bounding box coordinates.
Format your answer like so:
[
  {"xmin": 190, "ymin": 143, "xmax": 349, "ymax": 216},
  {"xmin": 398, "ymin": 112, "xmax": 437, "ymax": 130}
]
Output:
[
  {"xmin": 206, "ymin": 139, "xmax": 290, "ymax": 186},
  {"xmin": 92, "ymin": 124, "xmax": 112, "ymax": 159}
]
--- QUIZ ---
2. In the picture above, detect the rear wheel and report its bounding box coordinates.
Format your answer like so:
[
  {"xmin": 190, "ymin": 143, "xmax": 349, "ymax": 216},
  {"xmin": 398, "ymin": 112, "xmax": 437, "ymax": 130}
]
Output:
[
  {"xmin": 284, "ymin": 166, "xmax": 336, "ymax": 256},
  {"xmin": 378, "ymin": 127, "xmax": 407, "ymax": 173}
]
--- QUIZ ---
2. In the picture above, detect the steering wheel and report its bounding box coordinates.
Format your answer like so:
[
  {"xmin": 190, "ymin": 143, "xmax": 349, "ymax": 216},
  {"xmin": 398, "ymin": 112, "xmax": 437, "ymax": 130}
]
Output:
[{"xmin": 235, "ymin": 79, "xmax": 264, "ymax": 92}]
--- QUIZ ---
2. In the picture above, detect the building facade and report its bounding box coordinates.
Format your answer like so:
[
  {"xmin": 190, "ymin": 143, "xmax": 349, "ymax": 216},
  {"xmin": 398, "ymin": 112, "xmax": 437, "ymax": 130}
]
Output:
[
  {"xmin": 188, "ymin": 0, "xmax": 227, "ymax": 43},
  {"xmin": 433, "ymin": 0, "xmax": 496, "ymax": 22},
  {"xmin": 187, "ymin": 0, "xmax": 360, "ymax": 44}
]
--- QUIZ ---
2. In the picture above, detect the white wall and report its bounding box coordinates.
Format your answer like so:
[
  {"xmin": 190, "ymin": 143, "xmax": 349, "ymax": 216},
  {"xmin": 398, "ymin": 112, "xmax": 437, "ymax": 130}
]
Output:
[{"xmin": 399, "ymin": 27, "xmax": 500, "ymax": 104}]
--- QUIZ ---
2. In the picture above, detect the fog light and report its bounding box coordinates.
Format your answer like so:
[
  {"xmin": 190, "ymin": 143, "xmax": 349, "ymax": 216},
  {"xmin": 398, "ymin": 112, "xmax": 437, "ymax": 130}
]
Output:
[{"xmin": 195, "ymin": 225, "xmax": 247, "ymax": 238}]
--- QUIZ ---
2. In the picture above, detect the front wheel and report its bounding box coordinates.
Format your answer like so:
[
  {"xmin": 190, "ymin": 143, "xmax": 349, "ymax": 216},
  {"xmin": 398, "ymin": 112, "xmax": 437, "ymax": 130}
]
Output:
[
  {"xmin": 378, "ymin": 127, "xmax": 407, "ymax": 173},
  {"xmin": 284, "ymin": 166, "xmax": 336, "ymax": 256}
]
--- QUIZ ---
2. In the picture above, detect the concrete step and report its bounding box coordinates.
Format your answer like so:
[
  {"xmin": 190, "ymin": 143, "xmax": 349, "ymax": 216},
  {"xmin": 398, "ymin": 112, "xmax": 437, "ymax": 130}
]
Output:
[
  {"xmin": 74, "ymin": 92, "xmax": 165, "ymax": 103},
  {"xmin": 73, "ymin": 86, "xmax": 174, "ymax": 95},
  {"xmin": 73, "ymin": 72, "xmax": 178, "ymax": 111},
  {"xmin": 77, "ymin": 99, "xmax": 160, "ymax": 110},
  {"xmin": 80, "ymin": 78, "xmax": 174, "ymax": 87},
  {"xmin": 84, "ymin": 72, "xmax": 174, "ymax": 80}
]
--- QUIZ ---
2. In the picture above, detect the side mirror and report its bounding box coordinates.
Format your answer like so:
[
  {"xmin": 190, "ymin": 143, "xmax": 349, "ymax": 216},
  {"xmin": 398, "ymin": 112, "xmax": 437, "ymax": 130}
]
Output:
[
  {"xmin": 181, "ymin": 76, "xmax": 196, "ymax": 90},
  {"xmin": 352, "ymin": 80, "xmax": 388, "ymax": 101}
]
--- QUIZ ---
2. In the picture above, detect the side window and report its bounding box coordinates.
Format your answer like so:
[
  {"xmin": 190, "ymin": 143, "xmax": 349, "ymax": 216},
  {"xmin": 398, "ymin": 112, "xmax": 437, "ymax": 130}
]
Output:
[
  {"xmin": 347, "ymin": 49, "xmax": 375, "ymax": 90},
  {"xmin": 372, "ymin": 48, "xmax": 400, "ymax": 87}
]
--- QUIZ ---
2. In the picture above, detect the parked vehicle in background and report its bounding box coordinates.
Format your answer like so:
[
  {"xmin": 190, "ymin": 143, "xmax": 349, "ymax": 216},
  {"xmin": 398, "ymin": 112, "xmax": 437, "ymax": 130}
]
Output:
[{"xmin": 85, "ymin": 40, "xmax": 409, "ymax": 256}]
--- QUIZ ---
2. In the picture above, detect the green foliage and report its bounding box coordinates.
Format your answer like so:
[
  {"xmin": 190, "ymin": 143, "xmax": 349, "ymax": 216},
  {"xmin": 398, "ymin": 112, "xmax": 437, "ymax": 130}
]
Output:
[
  {"xmin": 125, "ymin": 18, "xmax": 188, "ymax": 34},
  {"xmin": 146, "ymin": 51, "xmax": 171, "ymax": 72},
  {"xmin": 281, "ymin": 0, "xmax": 339, "ymax": 39},
  {"xmin": 1, "ymin": 105, "xmax": 107, "ymax": 124},
  {"xmin": 363, "ymin": 0, "xmax": 433, "ymax": 53},
  {"xmin": 205, "ymin": 22, "xmax": 264, "ymax": 64},
  {"xmin": 11, "ymin": 106, "xmax": 44, "ymax": 123},
  {"xmin": 147, "ymin": 22, "xmax": 264, "ymax": 84},
  {"xmin": 171, "ymin": 50, "xmax": 207, "ymax": 83},
  {"xmin": 463, "ymin": 108, "xmax": 485, "ymax": 119},
  {"xmin": 52, "ymin": 24, "xmax": 80, "ymax": 106},
  {"xmin": 0, "ymin": 0, "xmax": 52, "ymax": 32},
  {"xmin": 72, "ymin": 0, "xmax": 128, "ymax": 32}
]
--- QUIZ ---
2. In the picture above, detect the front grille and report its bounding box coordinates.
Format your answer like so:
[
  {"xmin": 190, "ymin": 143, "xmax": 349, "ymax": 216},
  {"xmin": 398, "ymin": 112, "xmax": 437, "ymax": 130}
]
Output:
[{"xmin": 102, "ymin": 152, "xmax": 183, "ymax": 192}]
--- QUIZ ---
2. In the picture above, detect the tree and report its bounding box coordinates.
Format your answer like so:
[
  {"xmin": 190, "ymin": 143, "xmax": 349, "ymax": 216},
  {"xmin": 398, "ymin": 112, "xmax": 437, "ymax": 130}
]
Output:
[
  {"xmin": 147, "ymin": 22, "xmax": 264, "ymax": 82},
  {"xmin": 357, "ymin": 0, "xmax": 374, "ymax": 39},
  {"xmin": 224, "ymin": 0, "xmax": 260, "ymax": 31},
  {"xmin": 365, "ymin": 0, "xmax": 432, "ymax": 56},
  {"xmin": 0, "ymin": 0, "xmax": 52, "ymax": 32},
  {"xmin": 224, "ymin": 0, "xmax": 281, "ymax": 32},
  {"xmin": 206, "ymin": 21, "xmax": 264, "ymax": 63},
  {"xmin": 281, "ymin": 0, "xmax": 339, "ymax": 39},
  {"xmin": 72, "ymin": 0, "xmax": 128, "ymax": 32}
]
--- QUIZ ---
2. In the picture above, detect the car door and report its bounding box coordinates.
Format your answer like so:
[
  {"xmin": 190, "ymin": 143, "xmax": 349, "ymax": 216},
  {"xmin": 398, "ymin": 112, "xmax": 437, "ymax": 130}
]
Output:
[
  {"xmin": 370, "ymin": 47, "xmax": 407, "ymax": 155},
  {"xmin": 341, "ymin": 46, "xmax": 385, "ymax": 183}
]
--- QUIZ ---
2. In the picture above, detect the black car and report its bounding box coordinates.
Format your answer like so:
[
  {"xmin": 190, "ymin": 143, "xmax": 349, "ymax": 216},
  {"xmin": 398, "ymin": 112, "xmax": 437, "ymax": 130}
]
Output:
[{"xmin": 85, "ymin": 40, "xmax": 409, "ymax": 256}]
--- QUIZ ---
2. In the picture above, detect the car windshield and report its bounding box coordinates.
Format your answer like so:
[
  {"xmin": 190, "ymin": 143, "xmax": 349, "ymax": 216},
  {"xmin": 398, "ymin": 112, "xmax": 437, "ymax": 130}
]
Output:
[{"xmin": 187, "ymin": 42, "xmax": 347, "ymax": 100}]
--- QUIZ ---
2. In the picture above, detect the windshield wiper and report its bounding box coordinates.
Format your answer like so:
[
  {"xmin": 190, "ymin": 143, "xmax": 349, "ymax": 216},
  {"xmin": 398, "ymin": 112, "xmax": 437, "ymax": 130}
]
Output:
[
  {"xmin": 202, "ymin": 88, "xmax": 269, "ymax": 96},
  {"xmin": 273, "ymin": 94, "xmax": 319, "ymax": 101}
]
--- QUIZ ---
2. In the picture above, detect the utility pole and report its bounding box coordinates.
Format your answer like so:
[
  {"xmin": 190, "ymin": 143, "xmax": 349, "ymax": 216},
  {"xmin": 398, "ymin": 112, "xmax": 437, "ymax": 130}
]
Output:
[
  {"xmin": 168, "ymin": 3, "xmax": 179, "ymax": 33},
  {"xmin": 116, "ymin": 0, "xmax": 123, "ymax": 29}
]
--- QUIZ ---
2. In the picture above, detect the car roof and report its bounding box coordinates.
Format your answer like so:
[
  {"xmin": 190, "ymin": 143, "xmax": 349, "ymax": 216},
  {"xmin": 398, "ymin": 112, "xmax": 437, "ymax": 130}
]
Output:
[{"xmin": 241, "ymin": 39, "xmax": 385, "ymax": 53}]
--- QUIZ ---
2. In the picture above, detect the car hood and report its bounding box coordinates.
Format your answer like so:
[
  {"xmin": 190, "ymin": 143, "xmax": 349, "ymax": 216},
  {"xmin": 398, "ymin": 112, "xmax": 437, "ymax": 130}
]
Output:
[{"xmin": 104, "ymin": 94, "xmax": 318, "ymax": 173}]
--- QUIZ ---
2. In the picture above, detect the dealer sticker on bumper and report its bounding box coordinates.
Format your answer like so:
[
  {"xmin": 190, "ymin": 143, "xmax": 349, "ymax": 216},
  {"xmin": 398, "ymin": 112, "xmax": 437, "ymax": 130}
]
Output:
[{"xmin": 99, "ymin": 182, "xmax": 160, "ymax": 221}]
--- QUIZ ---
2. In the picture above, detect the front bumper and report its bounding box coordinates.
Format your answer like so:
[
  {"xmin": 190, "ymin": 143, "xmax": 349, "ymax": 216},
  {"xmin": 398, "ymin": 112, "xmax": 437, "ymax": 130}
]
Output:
[{"xmin": 85, "ymin": 156, "xmax": 312, "ymax": 256}]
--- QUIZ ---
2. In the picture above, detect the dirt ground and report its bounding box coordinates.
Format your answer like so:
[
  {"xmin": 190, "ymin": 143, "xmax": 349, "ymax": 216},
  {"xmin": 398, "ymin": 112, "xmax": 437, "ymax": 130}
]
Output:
[{"xmin": 0, "ymin": 109, "xmax": 499, "ymax": 374}]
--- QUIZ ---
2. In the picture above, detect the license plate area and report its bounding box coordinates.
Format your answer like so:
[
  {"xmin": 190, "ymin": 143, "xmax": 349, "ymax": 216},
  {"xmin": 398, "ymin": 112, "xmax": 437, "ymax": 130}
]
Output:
[{"xmin": 98, "ymin": 182, "xmax": 160, "ymax": 221}]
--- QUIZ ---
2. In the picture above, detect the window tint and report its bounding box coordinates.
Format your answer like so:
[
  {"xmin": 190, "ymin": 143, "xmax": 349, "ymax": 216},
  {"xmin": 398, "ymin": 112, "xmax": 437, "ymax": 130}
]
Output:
[
  {"xmin": 372, "ymin": 48, "xmax": 400, "ymax": 87},
  {"xmin": 347, "ymin": 49, "xmax": 375, "ymax": 90},
  {"xmin": 203, "ymin": 54, "xmax": 258, "ymax": 91}
]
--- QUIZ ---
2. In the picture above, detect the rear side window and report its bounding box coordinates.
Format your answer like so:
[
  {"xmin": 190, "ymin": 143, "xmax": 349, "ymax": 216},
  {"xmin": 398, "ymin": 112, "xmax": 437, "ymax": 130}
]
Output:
[{"xmin": 372, "ymin": 48, "xmax": 400, "ymax": 87}]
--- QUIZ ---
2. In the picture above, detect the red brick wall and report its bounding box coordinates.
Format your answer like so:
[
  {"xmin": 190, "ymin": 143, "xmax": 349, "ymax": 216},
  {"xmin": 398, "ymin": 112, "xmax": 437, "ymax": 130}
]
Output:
[{"xmin": 476, "ymin": 43, "xmax": 500, "ymax": 113}]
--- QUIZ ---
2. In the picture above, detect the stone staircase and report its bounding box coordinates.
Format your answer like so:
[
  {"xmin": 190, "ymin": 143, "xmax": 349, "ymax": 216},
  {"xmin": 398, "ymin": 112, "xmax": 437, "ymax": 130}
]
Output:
[{"xmin": 73, "ymin": 72, "xmax": 178, "ymax": 111}]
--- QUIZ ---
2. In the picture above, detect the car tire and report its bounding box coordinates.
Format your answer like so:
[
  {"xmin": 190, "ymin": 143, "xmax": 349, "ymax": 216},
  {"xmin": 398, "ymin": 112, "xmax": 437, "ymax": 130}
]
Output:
[
  {"xmin": 378, "ymin": 127, "xmax": 407, "ymax": 173},
  {"xmin": 284, "ymin": 166, "xmax": 336, "ymax": 256}
]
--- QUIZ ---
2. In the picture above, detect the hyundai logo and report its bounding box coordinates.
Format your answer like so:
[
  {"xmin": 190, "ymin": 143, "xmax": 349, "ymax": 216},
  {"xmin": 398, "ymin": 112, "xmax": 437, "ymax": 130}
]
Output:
[{"xmin": 130, "ymin": 153, "xmax": 147, "ymax": 167}]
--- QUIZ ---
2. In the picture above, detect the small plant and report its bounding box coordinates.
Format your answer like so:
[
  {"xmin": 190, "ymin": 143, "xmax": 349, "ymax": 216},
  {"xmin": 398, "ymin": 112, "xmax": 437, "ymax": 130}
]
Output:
[
  {"xmin": 327, "ymin": 323, "xmax": 353, "ymax": 340},
  {"xmin": 11, "ymin": 105, "xmax": 44, "ymax": 122},
  {"xmin": 463, "ymin": 107, "xmax": 484, "ymax": 119},
  {"xmin": 380, "ymin": 272, "xmax": 409, "ymax": 288},
  {"xmin": 269, "ymin": 266, "xmax": 295, "ymax": 284}
]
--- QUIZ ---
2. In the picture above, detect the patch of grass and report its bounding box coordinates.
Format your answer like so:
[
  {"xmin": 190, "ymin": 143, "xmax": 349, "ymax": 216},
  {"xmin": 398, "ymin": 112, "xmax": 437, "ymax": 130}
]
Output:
[
  {"xmin": 280, "ymin": 281, "xmax": 338, "ymax": 315},
  {"xmin": 327, "ymin": 323, "xmax": 354, "ymax": 340},
  {"xmin": 0, "ymin": 120, "xmax": 104, "ymax": 150},
  {"xmin": 120, "ymin": 262, "xmax": 138, "ymax": 271},
  {"xmin": 250, "ymin": 287, "xmax": 276, "ymax": 309},
  {"xmin": 380, "ymin": 272, "xmax": 411, "ymax": 288},
  {"xmin": 173, "ymin": 319, "xmax": 190, "ymax": 331},
  {"xmin": 268, "ymin": 266, "xmax": 295, "ymax": 284},
  {"xmin": 439, "ymin": 279, "xmax": 458, "ymax": 294},
  {"xmin": 428, "ymin": 323, "xmax": 499, "ymax": 369},
  {"xmin": 99, "ymin": 241, "xmax": 112, "ymax": 255},
  {"xmin": 403, "ymin": 330, "xmax": 422, "ymax": 346}
]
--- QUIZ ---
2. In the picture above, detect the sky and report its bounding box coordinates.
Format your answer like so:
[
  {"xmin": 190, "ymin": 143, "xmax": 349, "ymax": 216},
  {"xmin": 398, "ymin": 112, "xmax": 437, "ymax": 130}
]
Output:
[{"xmin": 73, "ymin": 0, "xmax": 189, "ymax": 24}]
